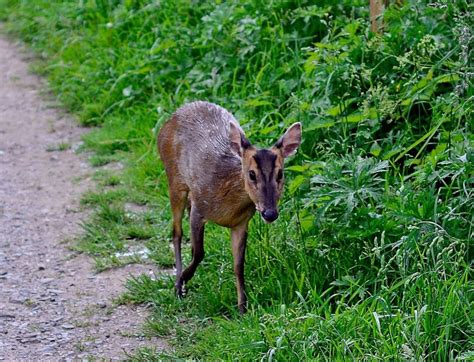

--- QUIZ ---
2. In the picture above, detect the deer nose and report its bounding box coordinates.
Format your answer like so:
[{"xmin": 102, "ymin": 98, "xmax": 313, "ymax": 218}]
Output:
[{"xmin": 261, "ymin": 209, "xmax": 278, "ymax": 223}]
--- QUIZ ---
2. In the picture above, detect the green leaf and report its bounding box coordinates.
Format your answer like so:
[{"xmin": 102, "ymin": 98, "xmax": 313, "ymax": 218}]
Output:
[
  {"xmin": 286, "ymin": 165, "xmax": 309, "ymax": 172},
  {"xmin": 344, "ymin": 108, "xmax": 377, "ymax": 123},
  {"xmin": 245, "ymin": 99, "xmax": 272, "ymax": 107},
  {"xmin": 305, "ymin": 119, "xmax": 336, "ymax": 130},
  {"xmin": 370, "ymin": 141, "xmax": 382, "ymax": 157},
  {"xmin": 325, "ymin": 98, "xmax": 356, "ymax": 117},
  {"xmin": 289, "ymin": 175, "xmax": 306, "ymax": 194}
]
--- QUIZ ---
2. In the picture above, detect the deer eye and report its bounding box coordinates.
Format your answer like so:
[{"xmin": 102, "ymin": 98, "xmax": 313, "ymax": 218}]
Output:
[
  {"xmin": 277, "ymin": 169, "xmax": 283, "ymax": 182},
  {"xmin": 249, "ymin": 170, "xmax": 257, "ymax": 182}
]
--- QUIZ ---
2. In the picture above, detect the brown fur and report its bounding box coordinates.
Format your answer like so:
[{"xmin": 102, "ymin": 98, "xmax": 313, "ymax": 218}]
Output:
[{"xmin": 157, "ymin": 101, "xmax": 301, "ymax": 313}]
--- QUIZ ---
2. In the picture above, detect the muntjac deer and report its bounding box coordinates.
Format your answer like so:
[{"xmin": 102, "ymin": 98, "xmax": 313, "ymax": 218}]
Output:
[{"xmin": 157, "ymin": 101, "xmax": 301, "ymax": 313}]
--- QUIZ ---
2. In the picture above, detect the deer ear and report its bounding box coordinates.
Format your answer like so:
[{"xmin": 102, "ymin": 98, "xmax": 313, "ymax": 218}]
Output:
[
  {"xmin": 275, "ymin": 122, "xmax": 302, "ymax": 158},
  {"xmin": 229, "ymin": 121, "xmax": 251, "ymax": 157}
]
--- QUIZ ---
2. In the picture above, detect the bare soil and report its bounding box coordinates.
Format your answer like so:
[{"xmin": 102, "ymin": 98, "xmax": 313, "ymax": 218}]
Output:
[{"xmin": 0, "ymin": 36, "xmax": 166, "ymax": 360}]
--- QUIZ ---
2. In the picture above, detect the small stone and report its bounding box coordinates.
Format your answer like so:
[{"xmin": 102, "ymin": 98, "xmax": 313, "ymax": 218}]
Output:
[
  {"xmin": 23, "ymin": 332, "xmax": 37, "ymax": 338},
  {"xmin": 47, "ymin": 289, "xmax": 63, "ymax": 295},
  {"xmin": 20, "ymin": 338, "xmax": 40, "ymax": 344},
  {"xmin": 61, "ymin": 323, "xmax": 75, "ymax": 330},
  {"xmin": 0, "ymin": 313, "xmax": 15, "ymax": 319},
  {"xmin": 9, "ymin": 297, "xmax": 25, "ymax": 304},
  {"xmin": 40, "ymin": 278, "xmax": 55, "ymax": 284},
  {"xmin": 40, "ymin": 346, "xmax": 56, "ymax": 353}
]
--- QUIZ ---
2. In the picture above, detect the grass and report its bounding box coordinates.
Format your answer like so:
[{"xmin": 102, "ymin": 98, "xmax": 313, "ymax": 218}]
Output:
[
  {"xmin": 0, "ymin": 0, "xmax": 472, "ymax": 359},
  {"xmin": 46, "ymin": 142, "xmax": 71, "ymax": 152}
]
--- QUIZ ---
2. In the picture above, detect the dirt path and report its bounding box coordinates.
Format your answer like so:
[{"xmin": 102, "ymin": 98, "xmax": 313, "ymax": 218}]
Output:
[{"xmin": 0, "ymin": 36, "xmax": 166, "ymax": 360}]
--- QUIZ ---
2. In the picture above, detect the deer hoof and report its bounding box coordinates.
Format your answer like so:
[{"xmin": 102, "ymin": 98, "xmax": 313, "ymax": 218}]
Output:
[
  {"xmin": 175, "ymin": 281, "xmax": 186, "ymax": 298},
  {"xmin": 238, "ymin": 303, "xmax": 247, "ymax": 314}
]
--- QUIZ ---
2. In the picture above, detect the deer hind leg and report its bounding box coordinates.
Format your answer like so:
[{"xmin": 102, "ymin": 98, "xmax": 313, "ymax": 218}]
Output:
[
  {"xmin": 179, "ymin": 204, "xmax": 205, "ymax": 289},
  {"xmin": 169, "ymin": 185, "xmax": 188, "ymax": 297}
]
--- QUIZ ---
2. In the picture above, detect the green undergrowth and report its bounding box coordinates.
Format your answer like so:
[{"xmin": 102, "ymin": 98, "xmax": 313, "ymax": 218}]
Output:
[{"xmin": 1, "ymin": 0, "xmax": 472, "ymax": 359}]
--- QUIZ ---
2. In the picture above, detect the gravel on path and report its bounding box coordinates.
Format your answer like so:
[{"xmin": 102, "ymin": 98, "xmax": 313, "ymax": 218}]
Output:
[{"xmin": 0, "ymin": 35, "xmax": 166, "ymax": 360}]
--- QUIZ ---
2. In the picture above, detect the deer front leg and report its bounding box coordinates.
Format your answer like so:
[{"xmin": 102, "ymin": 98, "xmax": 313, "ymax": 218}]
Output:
[
  {"xmin": 170, "ymin": 190, "xmax": 188, "ymax": 297},
  {"xmin": 231, "ymin": 222, "xmax": 249, "ymax": 314},
  {"xmin": 178, "ymin": 205, "xmax": 205, "ymax": 295}
]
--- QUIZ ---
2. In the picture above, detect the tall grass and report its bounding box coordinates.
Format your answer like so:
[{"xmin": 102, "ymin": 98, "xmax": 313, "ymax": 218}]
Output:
[{"xmin": 1, "ymin": 0, "xmax": 472, "ymax": 359}]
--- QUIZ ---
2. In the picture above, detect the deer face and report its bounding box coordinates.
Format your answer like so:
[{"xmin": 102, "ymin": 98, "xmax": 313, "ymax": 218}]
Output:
[{"xmin": 229, "ymin": 122, "xmax": 302, "ymax": 223}]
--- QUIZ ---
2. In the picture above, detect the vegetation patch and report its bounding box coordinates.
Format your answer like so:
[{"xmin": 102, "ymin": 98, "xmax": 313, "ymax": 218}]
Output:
[{"xmin": 1, "ymin": 0, "xmax": 472, "ymax": 359}]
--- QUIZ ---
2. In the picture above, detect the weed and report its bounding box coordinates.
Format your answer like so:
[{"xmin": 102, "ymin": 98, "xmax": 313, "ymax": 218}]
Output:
[{"xmin": 46, "ymin": 142, "xmax": 71, "ymax": 152}]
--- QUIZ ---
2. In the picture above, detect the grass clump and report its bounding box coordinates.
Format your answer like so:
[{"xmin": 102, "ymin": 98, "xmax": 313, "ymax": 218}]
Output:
[
  {"xmin": 46, "ymin": 142, "xmax": 71, "ymax": 152},
  {"xmin": 1, "ymin": 0, "xmax": 472, "ymax": 359}
]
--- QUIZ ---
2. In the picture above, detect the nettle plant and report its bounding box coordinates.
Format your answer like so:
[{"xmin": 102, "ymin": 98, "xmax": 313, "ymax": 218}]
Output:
[{"xmin": 299, "ymin": 1, "xmax": 471, "ymax": 160}]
